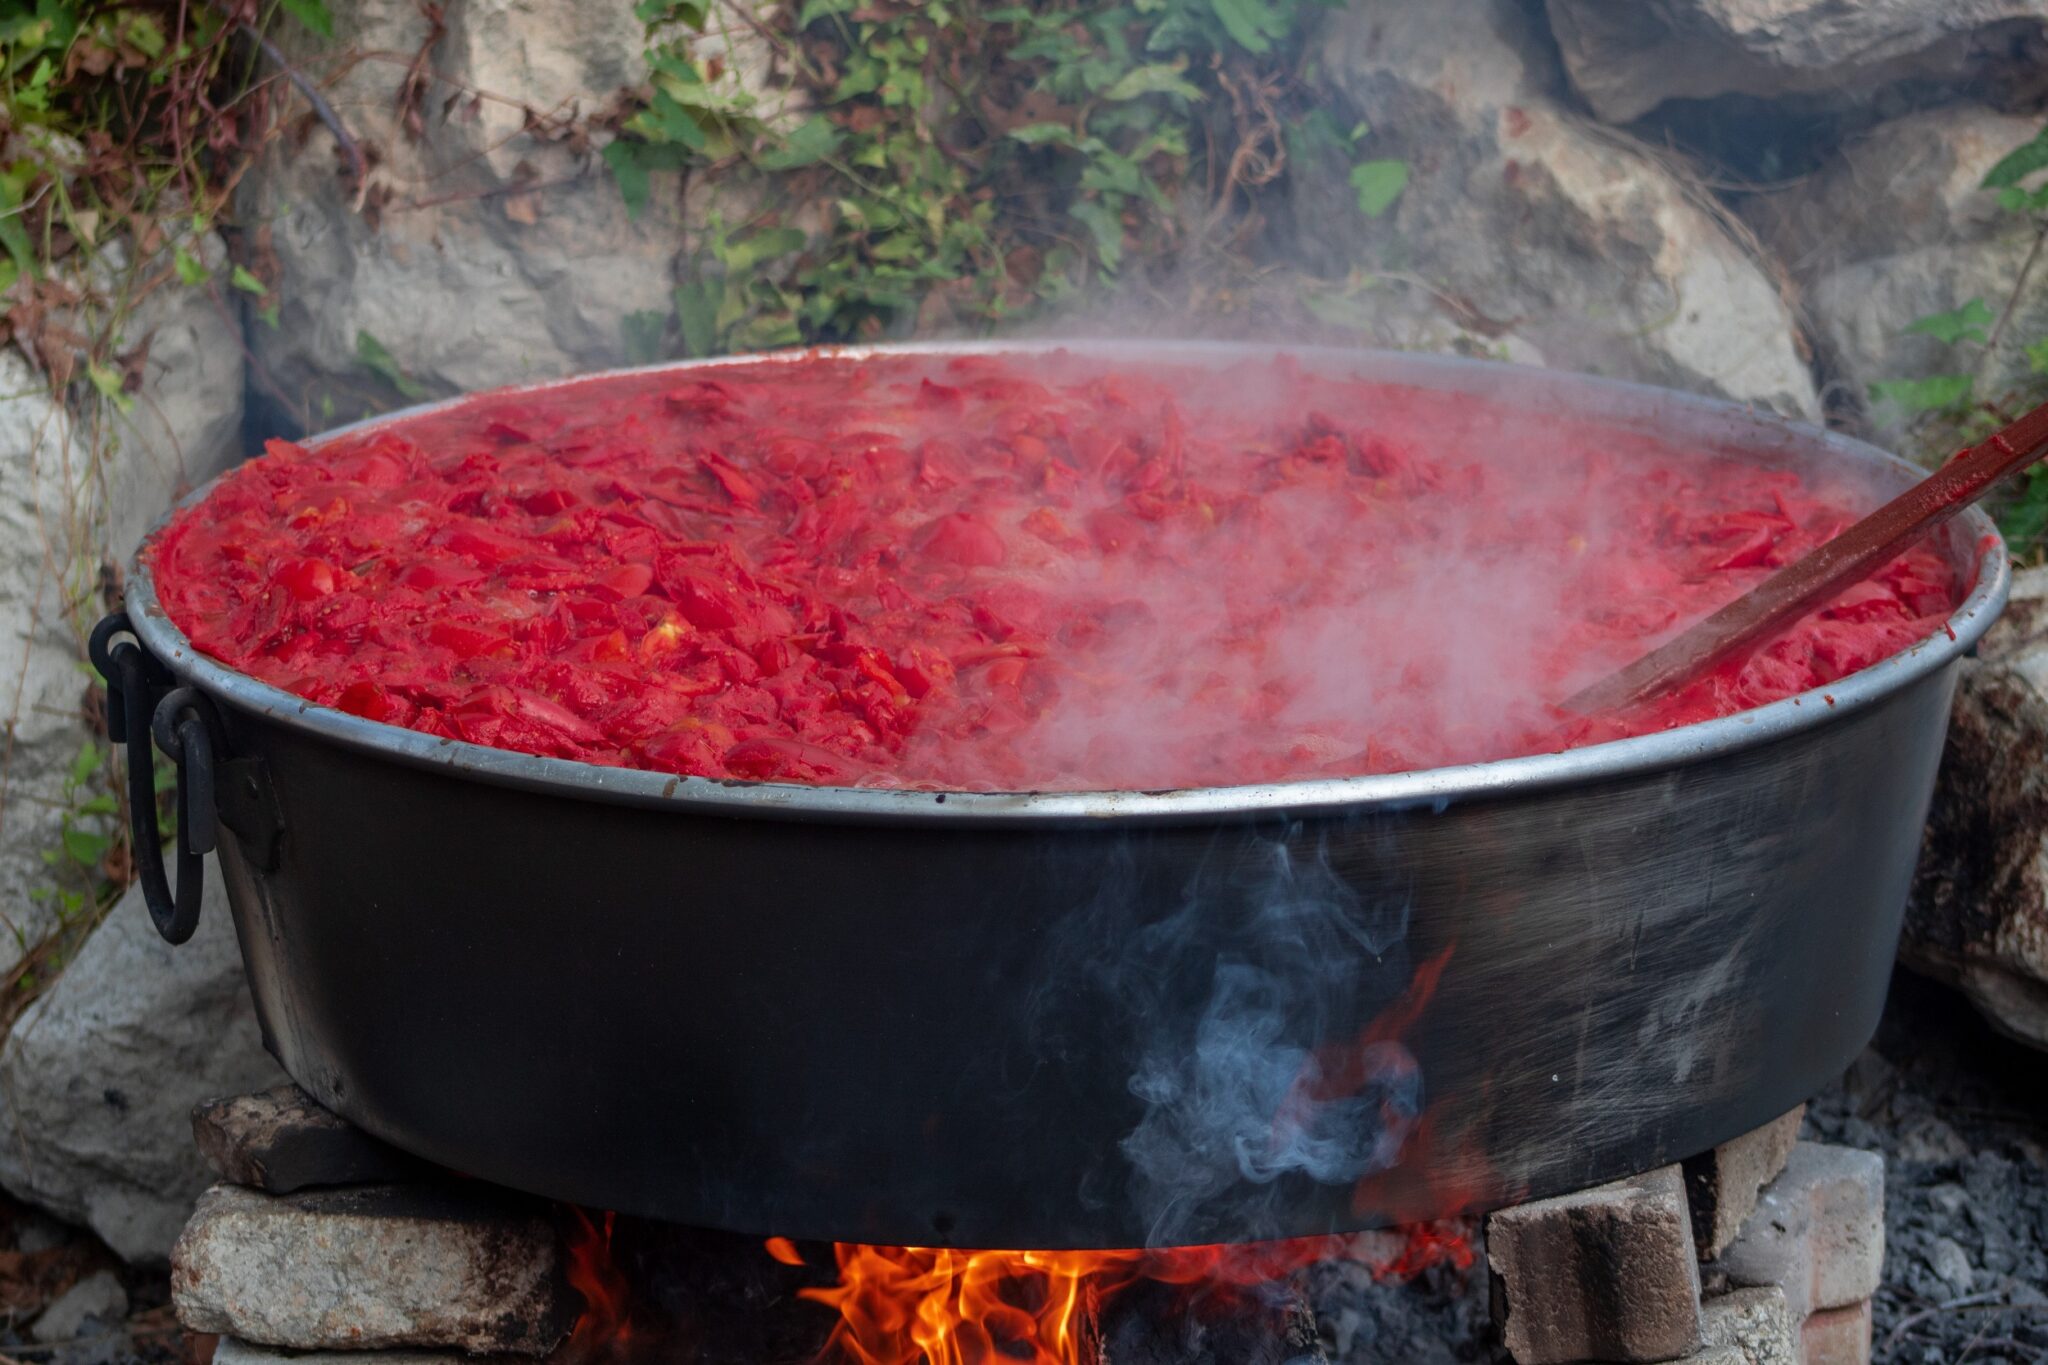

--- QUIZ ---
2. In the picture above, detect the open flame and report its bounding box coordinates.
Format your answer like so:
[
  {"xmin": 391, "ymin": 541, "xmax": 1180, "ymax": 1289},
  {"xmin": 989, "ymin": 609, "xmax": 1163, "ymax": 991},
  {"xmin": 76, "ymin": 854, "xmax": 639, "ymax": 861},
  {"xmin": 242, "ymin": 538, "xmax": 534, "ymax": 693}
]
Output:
[
  {"xmin": 781, "ymin": 1223, "xmax": 1474, "ymax": 1365},
  {"xmin": 565, "ymin": 1207, "xmax": 635, "ymax": 1354}
]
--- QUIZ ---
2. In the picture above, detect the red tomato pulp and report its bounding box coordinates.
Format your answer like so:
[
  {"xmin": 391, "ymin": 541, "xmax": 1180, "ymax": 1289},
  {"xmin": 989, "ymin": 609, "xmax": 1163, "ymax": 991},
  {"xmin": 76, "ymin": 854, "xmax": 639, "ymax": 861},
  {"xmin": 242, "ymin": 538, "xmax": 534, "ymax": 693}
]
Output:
[{"xmin": 148, "ymin": 352, "xmax": 1962, "ymax": 790}]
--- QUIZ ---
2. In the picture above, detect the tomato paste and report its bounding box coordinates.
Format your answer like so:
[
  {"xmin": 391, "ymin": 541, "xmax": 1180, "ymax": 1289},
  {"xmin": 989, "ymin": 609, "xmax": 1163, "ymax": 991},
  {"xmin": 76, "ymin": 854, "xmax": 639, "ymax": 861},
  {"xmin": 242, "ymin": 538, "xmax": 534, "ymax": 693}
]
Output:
[{"xmin": 147, "ymin": 351, "xmax": 1961, "ymax": 790}]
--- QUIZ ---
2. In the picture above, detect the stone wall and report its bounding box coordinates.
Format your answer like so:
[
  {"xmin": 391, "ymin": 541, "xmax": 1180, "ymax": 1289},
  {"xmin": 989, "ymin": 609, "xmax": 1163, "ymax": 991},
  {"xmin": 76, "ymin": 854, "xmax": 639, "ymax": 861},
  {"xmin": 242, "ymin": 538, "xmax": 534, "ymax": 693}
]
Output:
[{"xmin": 229, "ymin": 0, "xmax": 2048, "ymax": 431}]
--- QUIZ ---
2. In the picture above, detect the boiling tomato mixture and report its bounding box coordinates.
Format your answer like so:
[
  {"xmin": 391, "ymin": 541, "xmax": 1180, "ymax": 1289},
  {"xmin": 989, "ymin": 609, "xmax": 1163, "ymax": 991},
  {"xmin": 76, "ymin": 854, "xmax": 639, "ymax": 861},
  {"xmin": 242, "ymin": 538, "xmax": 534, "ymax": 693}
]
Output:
[{"xmin": 148, "ymin": 352, "xmax": 1961, "ymax": 790}]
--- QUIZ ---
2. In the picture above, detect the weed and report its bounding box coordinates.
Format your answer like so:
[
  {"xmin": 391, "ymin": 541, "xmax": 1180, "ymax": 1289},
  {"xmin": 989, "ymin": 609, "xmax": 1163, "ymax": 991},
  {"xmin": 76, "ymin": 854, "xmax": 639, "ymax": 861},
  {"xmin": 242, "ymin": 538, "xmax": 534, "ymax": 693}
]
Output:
[{"xmin": 1871, "ymin": 119, "xmax": 2048, "ymax": 553}]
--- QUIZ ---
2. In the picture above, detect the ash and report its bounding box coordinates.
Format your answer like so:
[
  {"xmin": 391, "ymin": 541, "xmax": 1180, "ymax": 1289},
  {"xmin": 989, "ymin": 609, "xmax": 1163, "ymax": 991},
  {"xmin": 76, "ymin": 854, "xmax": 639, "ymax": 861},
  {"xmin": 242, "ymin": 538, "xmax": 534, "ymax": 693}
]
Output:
[
  {"xmin": 1804, "ymin": 970, "xmax": 2048, "ymax": 1365},
  {"xmin": 1096, "ymin": 1240, "xmax": 1492, "ymax": 1365},
  {"xmin": 1301, "ymin": 1251, "xmax": 1493, "ymax": 1365}
]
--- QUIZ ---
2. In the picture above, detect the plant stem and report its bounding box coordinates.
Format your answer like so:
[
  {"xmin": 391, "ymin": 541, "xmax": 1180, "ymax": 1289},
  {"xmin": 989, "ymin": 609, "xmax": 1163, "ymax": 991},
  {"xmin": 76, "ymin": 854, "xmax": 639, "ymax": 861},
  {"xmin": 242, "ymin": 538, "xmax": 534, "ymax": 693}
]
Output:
[
  {"xmin": 211, "ymin": 1, "xmax": 366, "ymax": 185},
  {"xmin": 1983, "ymin": 218, "xmax": 2048, "ymax": 361}
]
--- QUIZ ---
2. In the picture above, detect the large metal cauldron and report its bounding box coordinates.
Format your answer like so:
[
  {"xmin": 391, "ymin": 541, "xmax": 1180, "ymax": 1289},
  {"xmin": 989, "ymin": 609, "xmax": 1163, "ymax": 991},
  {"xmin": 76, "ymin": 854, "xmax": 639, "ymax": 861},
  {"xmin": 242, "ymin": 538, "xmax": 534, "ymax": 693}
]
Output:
[{"xmin": 103, "ymin": 344, "xmax": 2007, "ymax": 1249}]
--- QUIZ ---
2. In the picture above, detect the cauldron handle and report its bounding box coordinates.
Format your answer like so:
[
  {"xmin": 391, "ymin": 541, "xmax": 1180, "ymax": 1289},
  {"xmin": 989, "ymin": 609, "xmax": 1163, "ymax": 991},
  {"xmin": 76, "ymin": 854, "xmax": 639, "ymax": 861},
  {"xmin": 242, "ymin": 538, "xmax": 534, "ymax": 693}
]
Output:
[{"xmin": 88, "ymin": 612, "xmax": 211, "ymax": 944}]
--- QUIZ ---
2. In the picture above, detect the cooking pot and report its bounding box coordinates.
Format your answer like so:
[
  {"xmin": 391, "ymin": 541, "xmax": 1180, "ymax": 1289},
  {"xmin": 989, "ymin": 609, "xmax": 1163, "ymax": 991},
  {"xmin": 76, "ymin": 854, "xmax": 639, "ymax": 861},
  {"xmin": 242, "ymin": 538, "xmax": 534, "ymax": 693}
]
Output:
[{"xmin": 95, "ymin": 343, "xmax": 2007, "ymax": 1248}]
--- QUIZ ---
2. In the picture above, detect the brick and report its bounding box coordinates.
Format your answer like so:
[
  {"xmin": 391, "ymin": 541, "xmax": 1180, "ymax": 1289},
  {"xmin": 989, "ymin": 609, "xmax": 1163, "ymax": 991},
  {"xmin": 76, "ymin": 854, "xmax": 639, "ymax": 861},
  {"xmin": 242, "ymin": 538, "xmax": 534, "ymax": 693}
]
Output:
[
  {"xmin": 193, "ymin": 1086, "xmax": 425, "ymax": 1194},
  {"xmin": 172, "ymin": 1184, "xmax": 574, "ymax": 1355},
  {"xmin": 1685, "ymin": 1108, "xmax": 1805, "ymax": 1260},
  {"xmin": 1487, "ymin": 1165, "xmax": 1703, "ymax": 1364},
  {"xmin": 1799, "ymin": 1301, "xmax": 1872, "ymax": 1365},
  {"xmin": 1698, "ymin": 1287, "xmax": 1797, "ymax": 1365},
  {"xmin": 1712, "ymin": 1143, "xmax": 1883, "ymax": 1320}
]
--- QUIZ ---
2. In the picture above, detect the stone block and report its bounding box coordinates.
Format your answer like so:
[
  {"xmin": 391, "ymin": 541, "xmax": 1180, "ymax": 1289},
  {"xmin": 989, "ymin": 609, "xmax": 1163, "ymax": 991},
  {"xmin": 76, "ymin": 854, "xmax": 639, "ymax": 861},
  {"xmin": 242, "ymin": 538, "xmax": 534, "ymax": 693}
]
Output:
[
  {"xmin": 1686, "ymin": 1109, "xmax": 1806, "ymax": 1260},
  {"xmin": 1799, "ymin": 1301, "xmax": 1873, "ymax": 1365},
  {"xmin": 1699, "ymin": 1286, "xmax": 1797, "ymax": 1365},
  {"xmin": 193, "ymin": 1086, "xmax": 425, "ymax": 1194},
  {"xmin": 1714, "ymin": 1144, "xmax": 1883, "ymax": 1321},
  {"xmin": 1487, "ymin": 1164, "xmax": 1703, "ymax": 1364},
  {"xmin": 171, "ymin": 1184, "xmax": 573, "ymax": 1355}
]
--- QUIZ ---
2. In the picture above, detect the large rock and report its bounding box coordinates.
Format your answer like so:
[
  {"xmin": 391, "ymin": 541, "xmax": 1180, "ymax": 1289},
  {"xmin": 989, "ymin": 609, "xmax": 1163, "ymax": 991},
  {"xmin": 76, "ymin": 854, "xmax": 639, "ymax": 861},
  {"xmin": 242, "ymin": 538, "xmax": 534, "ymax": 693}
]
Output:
[
  {"xmin": 0, "ymin": 240, "xmax": 242, "ymax": 979},
  {"xmin": 1299, "ymin": 0, "xmax": 1819, "ymax": 418},
  {"xmin": 105, "ymin": 235, "xmax": 249, "ymax": 556},
  {"xmin": 243, "ymin": 0, "xmax": 696, "ymax": 414},
  {"xmin": 0, "ymin": 871, "xmax": 283, "ymax": 1262},
  {"xmin": 1908, "ymin": 564, "xmax": 2048, "ymax": 1050},
  {"xmin": 1744, "ymin": 107, "xmax": 2048, "ymax": 436},
  {"xmin": 1544, "ymin": 0, "xmax": 2048, "ymax": 126},
  {"xmin": 0, "ymin": 350, "xmax": 92, "ymax": 978}
]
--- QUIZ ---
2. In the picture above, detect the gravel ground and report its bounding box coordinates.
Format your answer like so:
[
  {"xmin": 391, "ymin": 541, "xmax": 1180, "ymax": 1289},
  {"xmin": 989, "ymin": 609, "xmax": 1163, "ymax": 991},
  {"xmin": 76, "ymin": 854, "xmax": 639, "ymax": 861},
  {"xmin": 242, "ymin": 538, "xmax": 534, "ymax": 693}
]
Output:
[{"xmin": 1805, "ymin": 969, "xmax": 2048, "ymax": 1365}]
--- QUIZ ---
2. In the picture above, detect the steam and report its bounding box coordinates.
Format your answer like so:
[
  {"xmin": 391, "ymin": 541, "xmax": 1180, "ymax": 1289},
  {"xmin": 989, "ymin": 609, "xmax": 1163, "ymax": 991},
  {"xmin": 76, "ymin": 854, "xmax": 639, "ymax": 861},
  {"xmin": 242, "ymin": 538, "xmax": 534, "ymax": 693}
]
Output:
[
  {"xmin": 866, "ymin": 349, "xmax": 1908, "ymax": 791},
  {"xmin": 1121, "ymin": 835, "xmax": 1421, "ymax": 1246}
]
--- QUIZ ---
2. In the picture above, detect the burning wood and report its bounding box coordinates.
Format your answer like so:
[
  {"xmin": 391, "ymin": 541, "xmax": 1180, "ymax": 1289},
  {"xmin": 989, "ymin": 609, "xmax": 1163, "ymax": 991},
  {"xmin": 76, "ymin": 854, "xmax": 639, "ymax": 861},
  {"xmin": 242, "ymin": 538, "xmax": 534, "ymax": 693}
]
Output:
[{"xmin": 556, "ymin": 1219, "xmax": 1478, "ymax": 1365}]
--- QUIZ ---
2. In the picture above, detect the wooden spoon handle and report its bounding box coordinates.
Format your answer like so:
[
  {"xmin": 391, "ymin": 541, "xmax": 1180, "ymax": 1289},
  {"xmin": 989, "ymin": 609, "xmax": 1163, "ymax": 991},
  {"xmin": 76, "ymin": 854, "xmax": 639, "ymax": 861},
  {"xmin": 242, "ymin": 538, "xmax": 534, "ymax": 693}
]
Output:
[{"xmin": 1563, "ymin": 400, "xmax": 2048, "ymax": 717}]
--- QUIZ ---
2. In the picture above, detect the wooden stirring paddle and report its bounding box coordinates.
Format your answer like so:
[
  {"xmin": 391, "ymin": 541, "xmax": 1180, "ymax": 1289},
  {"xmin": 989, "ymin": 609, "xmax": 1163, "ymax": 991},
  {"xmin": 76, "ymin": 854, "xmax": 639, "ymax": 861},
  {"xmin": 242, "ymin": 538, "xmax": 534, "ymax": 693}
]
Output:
[{"xmin": 1564, "ymin": 398, "xmax": 2048, "ymax": 716}]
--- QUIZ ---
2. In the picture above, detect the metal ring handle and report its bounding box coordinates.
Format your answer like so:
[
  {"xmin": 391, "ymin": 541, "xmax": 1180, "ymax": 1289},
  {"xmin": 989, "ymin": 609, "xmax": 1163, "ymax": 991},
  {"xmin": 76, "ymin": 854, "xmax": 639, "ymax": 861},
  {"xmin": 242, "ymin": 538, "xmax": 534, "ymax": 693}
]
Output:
[{"xmin": 89, "ymin": 612, "xmax": 210, "ymax": 944}]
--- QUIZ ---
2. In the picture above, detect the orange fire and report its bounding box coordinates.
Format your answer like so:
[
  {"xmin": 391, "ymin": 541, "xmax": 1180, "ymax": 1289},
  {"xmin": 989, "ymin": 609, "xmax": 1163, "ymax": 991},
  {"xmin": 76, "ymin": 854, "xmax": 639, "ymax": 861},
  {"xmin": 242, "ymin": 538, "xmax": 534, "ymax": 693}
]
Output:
[
  {"xmin": 782, "ymin": 1222, "xmax": 1473, "ymax": 1365},
  {"xmin": 796, "ymin": 1243, "xmax": 1131, "ymax": 1365},
  {"xmin": 564, "ymin": 1207, "xmax": 635, "ymax": 1355}
]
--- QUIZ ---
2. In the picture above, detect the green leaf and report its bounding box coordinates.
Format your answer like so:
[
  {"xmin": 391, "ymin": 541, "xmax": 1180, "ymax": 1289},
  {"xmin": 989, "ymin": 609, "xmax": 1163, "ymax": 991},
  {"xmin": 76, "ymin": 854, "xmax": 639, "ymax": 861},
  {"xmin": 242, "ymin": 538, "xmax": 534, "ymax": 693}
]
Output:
[
  {"xmin": 87, "ymin": 362, "xmax": 134, "ymax": 413},
  {"xmin": 1069, "ymin": 199, "xmax": 1124, "ymax": 272},
  {"xmin": 77, "ymin": 794, "xmax": 117, "ymax": 816},
  {"xmin": 1103, "ymin": 63, "xmax": 1203, "ymax": 103},
  {"xmin": 1208, "ymin": 0, "xmax": 1281, "ymax": 53},
  {"xmin": 1079, "ymin": 148, "xmax": 1148, "ymax": 198},
  {"xmin": 2002, "ymin": 464, "xmax": 2048, "ymax": 550},
  {"xmin": 1996, "ymin": 183, "xmax": 2048, "ymax": 214},
  {"xmin": 1008, "ymin": 122, "xmax": 1079, "ymax": 147},
  {"xmin": 2027, "ymin": 337, "xmax": 2048, "ymax": 376},
  {"xmin": 796, "ymin": 0, "xmax": 857, "ymax": 26},
  {"xmin": 717, "ymin": 227, "xmax": 805, "ymax": 273},
  {"xmin": 602, "ymin": 140, "xmax": 691, "ymax": 217},
  {"xmin": 621, "ymin": 310, "xmax": 669, "ymax": 365},
  {"xmin": 1869, "ymin": 373, "xmax": 1974, "ymax": 415},
  {"xmin": 674, "ymin": 279, "xmax": 723, "ymax": 357},
  {"xmin": 278, "ymin": 0, "xmax": 334, "ymax": 39},
  {"xmin": 355, "ymin": 331, "xmax": 427, "ymax": 399},
  {"xmin": 60, "ymin": 827, "xmax": 108, "ymax": 869},
  {"xmin": 604, "ymin": 142, "xmax": 654, "ymax": 217},
  {"xmin": 1982, "ymin": 128, "xmax": 2048, "ymax": 190},
  {"xmin": 625, "ymin": 88, "xmax": 713, "ymax": 147},
  {"xmin": 868, "ymin": 232, "xmax": 922, "ymax": 262},
  {"xmin": 756, "ymin": 116, "xmax": 841, "ymax": 171},
  {"xmin": 174, "ymin": 247, "xmax": 210, "ymax": 286},
  {"xmin": 736, "ymin": 310, "xmax": 802, "ymax": 350},
  {"xmin": 0, "ymin": 174, "xmax": 39, "ymax": 284},
  {"xmin": 69, "ymin": 742, "xmax": 99, "ymax": 786},
  {"xmin": 1350, "ymin": 158, "xmax": 1409, "ymax": 218},
  {"xmin": 229, "ymin": 265, "xmax": 267, "ymax": 295},
  {"xmin": 637, "ymin": 0, "xmax": 709, "ymax": 23},
  {"xmin": 1903, "ymin": 298, "xmax": 1994, "ymax": 346}
]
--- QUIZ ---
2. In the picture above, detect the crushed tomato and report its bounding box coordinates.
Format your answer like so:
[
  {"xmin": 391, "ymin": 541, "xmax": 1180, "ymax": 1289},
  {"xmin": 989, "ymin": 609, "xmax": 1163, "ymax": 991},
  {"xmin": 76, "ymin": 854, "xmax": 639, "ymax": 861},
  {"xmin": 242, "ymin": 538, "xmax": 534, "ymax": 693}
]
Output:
[{"xmin": 147, "ymin": 351, "xmax": 1963, "ymax": 791}]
